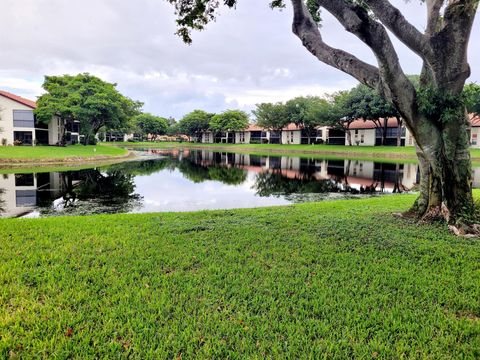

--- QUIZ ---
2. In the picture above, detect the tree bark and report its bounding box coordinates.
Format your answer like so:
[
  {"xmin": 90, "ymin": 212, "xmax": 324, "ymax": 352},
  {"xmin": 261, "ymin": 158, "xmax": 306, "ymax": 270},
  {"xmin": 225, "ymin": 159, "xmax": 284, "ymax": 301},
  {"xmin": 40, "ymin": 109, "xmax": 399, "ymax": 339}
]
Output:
[
  {"xmin": 289, "ymin": 0, "xmax": 479, "ymax": 230},
  {"xmin": 409, "ymin": 111, "xmax": 474, "ymax": 224}
]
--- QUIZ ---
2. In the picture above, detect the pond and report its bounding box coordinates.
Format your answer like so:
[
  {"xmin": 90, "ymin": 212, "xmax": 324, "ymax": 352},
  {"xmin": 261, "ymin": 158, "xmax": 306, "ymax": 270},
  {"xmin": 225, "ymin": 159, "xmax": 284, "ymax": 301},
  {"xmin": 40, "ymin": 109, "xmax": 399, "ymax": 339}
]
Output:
[{"xmin": 2, "ymin": 148, "xmax": 480, "ymax": 218}]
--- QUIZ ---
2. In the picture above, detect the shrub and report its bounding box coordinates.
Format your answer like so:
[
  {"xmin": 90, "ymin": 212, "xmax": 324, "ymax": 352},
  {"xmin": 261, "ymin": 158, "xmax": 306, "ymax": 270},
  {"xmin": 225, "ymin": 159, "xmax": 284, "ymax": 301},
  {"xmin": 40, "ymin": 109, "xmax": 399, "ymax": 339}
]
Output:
[
  {"xmin": 1, "ymin": 138, "xmax": 7, "ymax": 146},
  {"xmin": 13, "ymin": 140, "xmax": 23, "ymax": 146}
]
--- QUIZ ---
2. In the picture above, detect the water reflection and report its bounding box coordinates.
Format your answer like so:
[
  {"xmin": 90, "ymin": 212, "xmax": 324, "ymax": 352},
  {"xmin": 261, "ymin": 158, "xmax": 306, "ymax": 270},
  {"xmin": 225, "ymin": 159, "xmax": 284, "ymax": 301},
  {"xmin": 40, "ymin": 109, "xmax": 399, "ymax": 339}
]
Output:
[{"xmin": 0, "ymin": 149, "xmax": 431, "ymax": 218}]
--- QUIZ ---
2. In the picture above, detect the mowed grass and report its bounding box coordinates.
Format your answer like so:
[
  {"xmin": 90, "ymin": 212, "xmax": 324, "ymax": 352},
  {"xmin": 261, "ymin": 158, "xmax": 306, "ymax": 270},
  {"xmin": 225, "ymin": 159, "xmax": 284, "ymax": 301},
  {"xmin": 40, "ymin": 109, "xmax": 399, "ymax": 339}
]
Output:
[
  {"xmin": 111, "ymin": 141, "xmax": 480, "ymax": 161},
  {"xmin": 0, "ymin": 145, "xmax": 127, "ymax": 160},
  {"xmin": 1, "ymin": 195, "xmax": 479, "ymax": 358}
]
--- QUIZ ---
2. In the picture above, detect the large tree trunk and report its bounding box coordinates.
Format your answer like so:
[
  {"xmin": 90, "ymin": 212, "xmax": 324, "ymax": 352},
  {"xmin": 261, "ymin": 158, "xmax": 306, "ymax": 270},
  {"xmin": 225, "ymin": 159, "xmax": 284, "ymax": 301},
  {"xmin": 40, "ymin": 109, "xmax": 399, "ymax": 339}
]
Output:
[
  {"xmin": 409, "ymin": 112, "xmax": 474, "ymax": 227},
  {"xmin": 289, "ymin": 0, "xmax": 479, "ymax": 233}
]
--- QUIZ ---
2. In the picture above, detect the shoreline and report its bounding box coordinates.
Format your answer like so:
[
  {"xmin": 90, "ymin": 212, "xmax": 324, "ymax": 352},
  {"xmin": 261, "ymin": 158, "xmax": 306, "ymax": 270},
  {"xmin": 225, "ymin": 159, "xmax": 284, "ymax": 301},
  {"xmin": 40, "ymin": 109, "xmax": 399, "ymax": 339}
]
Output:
[{"xmin": 0, "ymin": 151, "xmax": 136, "ymax": 170}]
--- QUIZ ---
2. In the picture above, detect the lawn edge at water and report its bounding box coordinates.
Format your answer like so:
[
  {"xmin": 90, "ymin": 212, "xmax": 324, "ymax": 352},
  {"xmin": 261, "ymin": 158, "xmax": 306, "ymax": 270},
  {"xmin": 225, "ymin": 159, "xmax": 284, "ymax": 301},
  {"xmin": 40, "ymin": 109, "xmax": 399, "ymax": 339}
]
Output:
[
  {"xmin": 0, "ymin": 145, "xmax": 132, "ymax": 169},
  {"xmin": 110, "ymin": 141, "xmax": 480, "ymax": 162},
  {"xmin": 1, "ymin": 194, "xmax": 479, "ymax": 358}
]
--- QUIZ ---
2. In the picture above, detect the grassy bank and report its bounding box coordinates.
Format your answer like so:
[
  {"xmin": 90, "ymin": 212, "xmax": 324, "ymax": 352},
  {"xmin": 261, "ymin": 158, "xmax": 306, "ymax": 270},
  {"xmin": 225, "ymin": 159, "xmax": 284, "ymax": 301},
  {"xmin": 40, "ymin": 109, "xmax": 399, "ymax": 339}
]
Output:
[
  {"xmin": 1, "ymin": 196, "xmax": 479, "ymax": 358},
  {"xmin": 110, "ymin": 141, "xmax": 480, "ymax": 163},
  {"xmin": 0, "ymin": 145, "xmax": 127, "ymax": 161},
  {"xmin": 0, "ymin": 145, "xmax": 130, "ymax": 169}
]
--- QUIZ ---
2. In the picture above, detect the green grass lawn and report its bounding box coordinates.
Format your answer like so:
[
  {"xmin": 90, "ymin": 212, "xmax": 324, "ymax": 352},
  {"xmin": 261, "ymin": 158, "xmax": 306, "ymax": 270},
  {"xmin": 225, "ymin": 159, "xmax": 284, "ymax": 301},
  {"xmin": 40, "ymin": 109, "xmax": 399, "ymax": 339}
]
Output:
[
  {"xmin": 1, "ymin": 195, "xmax": 479, "ymax": 358},
  {"xmin": 110, "ymin": 141, "xmax": 480, "ymax": 161},
  {"xmin": 0, "ymin": 145, "xmax": 127, "ymax": 160}
]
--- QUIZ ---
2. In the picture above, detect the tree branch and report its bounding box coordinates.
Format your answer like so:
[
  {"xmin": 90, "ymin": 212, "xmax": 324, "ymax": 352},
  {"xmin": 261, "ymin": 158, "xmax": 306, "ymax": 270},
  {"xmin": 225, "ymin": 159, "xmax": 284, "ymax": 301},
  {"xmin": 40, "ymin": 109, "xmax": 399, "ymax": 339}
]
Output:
[
  {"xmin": 290, "ymin": 0, "xmax": 380, "ymax": 89},
  {"xmin": 425, "ymin": 0, "xmax": 443, "ymax": 35},
  {"xmin": 363, "ymin": 0, "xmax": 434, "ymax": 61},
  {"xmin": 430, "ymin": 0, "xmax": 479, "ymax": 90},
  {"xmin": 314, "ymin": 0, "xmax": 417, "ymax": 123}
]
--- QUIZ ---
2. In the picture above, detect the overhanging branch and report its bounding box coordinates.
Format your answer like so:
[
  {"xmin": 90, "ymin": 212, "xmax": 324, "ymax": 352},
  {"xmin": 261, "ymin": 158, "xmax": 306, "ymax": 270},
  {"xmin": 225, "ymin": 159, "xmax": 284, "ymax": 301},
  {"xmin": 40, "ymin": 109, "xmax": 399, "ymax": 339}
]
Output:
[
  {"xmin": 363, "ymin": 0, "xmax": 434, "ymax": 61},
  {"xmin": 315, "ymin": 0, "xmax": 417, "ymax": 122},
  {"xmin": 291, "ymin": 0, "xmax": 380, "ymax": 89}
]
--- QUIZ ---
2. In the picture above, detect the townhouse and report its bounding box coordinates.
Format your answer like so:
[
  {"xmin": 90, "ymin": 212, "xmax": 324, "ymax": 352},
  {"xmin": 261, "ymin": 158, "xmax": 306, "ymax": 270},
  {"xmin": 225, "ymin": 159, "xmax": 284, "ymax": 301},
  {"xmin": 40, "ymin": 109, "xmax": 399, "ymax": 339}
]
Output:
[{"xmin": 0, "ymin": 90, "xmax": 81, "ymax": 146}]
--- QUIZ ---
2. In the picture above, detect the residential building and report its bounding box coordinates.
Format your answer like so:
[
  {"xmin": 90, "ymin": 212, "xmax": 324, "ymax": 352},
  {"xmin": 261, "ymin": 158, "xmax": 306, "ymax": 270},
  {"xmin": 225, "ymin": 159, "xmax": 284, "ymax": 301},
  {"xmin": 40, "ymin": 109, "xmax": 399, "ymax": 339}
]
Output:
[
  {"xmin": 197, "ymin": 115, "xmax": 480, "ymax": 148},
  {"xmin": 0, "ymin": 90, "xmax": 80, "ymax": 146},
  {"xmin": 344, "ymin": 118, "xmax": 406, "ymax": 146},
  {"xmin": 468, "ymin": 114, "xmax": 480, "ymax": 148}
]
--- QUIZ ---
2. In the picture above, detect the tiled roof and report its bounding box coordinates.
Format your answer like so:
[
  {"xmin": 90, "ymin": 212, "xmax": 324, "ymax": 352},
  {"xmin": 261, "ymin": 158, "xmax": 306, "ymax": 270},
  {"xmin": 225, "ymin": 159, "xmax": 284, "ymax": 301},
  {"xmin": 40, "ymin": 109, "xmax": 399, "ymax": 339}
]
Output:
[
  {"xmin": 349, "ymin": 114, "xmax": 480, "ymax": 129},
  {"xmin": 0, "ymin": 90, "xmax": 37, "ymax": 109},
  {"xmin": 349, "ymin": 117, "xmax": 400, "ymax": 130},
  {"xmin": 246, "ymin": 123, "xmax": 302, "ymax": 131},
  {"xmin": 469, "ymin": 113, "xmax": 480, "ymax": 127},
  {"xmin": 245, "ymin": 124, "xmax": 265, "ymax": 131},
  {"xmin": 282, "ymin": 123, "xmax": 302, "ymax": 131}
]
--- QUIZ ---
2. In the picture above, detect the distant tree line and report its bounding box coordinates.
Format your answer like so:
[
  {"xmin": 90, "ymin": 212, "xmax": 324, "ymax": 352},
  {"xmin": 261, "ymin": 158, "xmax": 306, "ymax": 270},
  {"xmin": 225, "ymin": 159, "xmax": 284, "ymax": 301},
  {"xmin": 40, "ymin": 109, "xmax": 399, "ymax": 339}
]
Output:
[{"xmin": 34, "ymin": 73, "xmax": 480, "ymax": 145}]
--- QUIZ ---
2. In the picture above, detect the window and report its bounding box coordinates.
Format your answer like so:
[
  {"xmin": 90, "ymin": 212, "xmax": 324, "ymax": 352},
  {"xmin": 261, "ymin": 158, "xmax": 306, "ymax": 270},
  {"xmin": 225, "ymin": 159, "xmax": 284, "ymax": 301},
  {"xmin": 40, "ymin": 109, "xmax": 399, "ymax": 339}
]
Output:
[
  {"xmin": 355, "ymin": 129, "xmax": 359, "ymax": 135},
  {"xmin": 15, "ymin": 190, "xmax": 36, "ymax": 207},
  {"xmin": 13, "ymin": 110, "xmax": 34, "ymax": 128},
  {"xmin": 15, "ymin": 173, "xmax": 34, "ymax": 186},
  {"xmin": 290, "ymin": 131, "xmax": 294, "ymax": 142},
  {"xmin": 14, "ymin": 131, "xmax": 33, "ymax": 145},
  {"xmin": 239, "ymin": 132, "xmax": 245, "ymax": 143},
  {"xmin": 360, "ymin": 134, "xmax": 365, "ymax": 144}
]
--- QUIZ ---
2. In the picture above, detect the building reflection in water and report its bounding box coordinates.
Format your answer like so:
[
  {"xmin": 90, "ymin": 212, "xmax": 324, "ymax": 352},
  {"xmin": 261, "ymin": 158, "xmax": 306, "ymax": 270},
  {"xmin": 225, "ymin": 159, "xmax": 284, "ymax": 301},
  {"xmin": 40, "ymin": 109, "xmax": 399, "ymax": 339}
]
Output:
[{"xmin": 1, "ymin": 148, "xmax": 464, "ymax": 218}]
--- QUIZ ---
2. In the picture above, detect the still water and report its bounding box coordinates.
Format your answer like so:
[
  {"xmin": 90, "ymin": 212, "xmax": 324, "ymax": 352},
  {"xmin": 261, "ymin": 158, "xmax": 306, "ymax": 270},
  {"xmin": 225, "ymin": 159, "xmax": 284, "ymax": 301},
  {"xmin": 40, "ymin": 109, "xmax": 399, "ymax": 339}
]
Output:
[{"xmin": 2, "ymin": 148, "xmax": 473, "ymax": 218}]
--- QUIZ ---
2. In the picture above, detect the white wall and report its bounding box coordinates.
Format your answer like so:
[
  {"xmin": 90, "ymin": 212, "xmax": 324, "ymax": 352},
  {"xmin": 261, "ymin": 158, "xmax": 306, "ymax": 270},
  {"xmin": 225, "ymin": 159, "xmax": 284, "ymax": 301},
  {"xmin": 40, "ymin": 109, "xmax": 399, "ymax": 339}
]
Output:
[
  {"xmin": 346, "ymin": 129, "xmax": 376, "ymax": 146},
  {"xmin": 48, "ymin": 116, "xmax": 62, "ymax": 145},
  {"xmin": 405, "ymin": 127, "xmax": 415, "ymax": 147},
  {"xmin": 0, "ymin": 95, "xmax": 36, "ymax": 146},
  {"xmin": 281, "ymin": 130, "xmax": 301, "ymax": 144},
  {"xmin": 318, "ymin": 126, "xmax": 329, "ymax": 143},
  {"xmin": 470, "ymin": 127, "xmax": 480, "ymax": 148},
  {"xmin": 0, "ymin": 173, "xmax": 37, "ymax": 217},
  {"xmin": 202, "ymin": 132, "xmax": 213, "ymax": 143},
  {"xmin": 235, "ymin": 131, "xmax": 250, "ymax": 144}
]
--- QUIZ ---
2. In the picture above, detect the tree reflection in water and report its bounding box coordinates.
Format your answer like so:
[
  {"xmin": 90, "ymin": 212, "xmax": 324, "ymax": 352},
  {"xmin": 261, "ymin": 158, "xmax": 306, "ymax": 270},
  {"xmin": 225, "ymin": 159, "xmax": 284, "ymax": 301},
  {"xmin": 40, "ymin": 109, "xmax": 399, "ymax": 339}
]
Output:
[
  {"xmin": 40, "ymin": 168, "xmax": 142, "ymax": 216},
  {"xmin": 11, "ymin": 149, "xmax": 414, "ymax": 217}
]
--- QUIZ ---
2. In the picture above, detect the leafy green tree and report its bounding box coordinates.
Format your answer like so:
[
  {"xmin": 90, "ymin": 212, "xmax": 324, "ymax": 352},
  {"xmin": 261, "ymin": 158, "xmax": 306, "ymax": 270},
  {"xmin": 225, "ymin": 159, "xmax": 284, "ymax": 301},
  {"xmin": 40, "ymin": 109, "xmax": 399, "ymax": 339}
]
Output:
[
  {"xmin": 464, "ymin": 83, "xmax": 480, "ymax": 116},
  {"xmin": 327, "ymin": 91, "xmax": 357, "ymax": 146},
  {"xmin": 285, "ymin": 96, "xmax": 327, "ymax": 144},
  {"xmin": 178, "ymin": 110, "xmax": 214, "ymax": 141},
  {"xmin": 209, "ymin": 110, "xmax": 249, "ymax": 135},
  {"xmin": 36, "ymin": 73, "xmax": 142, "ymax": 145},
  {"xmin": 252, "ymin": 103, "xmax": 289, "ymax": 144},
  {"xmin": 165, "ymin": 0, "xmax": 480, "ymax": 230},
  {"xmin": 133, "ymin": 113, "xmax": 169, "ymax": 141},
  {"xmin": 345, "ymin": 85, "xmax": 400, "ymax": 146}
]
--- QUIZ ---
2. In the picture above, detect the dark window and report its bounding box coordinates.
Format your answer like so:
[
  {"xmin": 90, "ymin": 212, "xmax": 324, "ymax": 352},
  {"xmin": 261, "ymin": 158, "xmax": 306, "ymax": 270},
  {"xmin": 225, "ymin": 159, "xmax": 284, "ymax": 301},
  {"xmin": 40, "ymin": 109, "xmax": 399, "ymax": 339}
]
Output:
[
  {"xmin": 14, "ymin": 131, "xmax": 33, "ymax": 145},
  {"xmin": 35, "ymin": 129, "xmax": 49, "ymax": 144},
  {"xmin": 15, "ymin": 173, "xmax": 34, "ymax": 186},
  {"xmin": 66, "ymin": 121, "xmax": 80, "ymax": 133},
  {"xmin": 15, "ymin": 190, "xmax": 36, "ymax": 207},
  {"xmin": 13, "ymin": 110, "xmax": 34, "ymax": 128},
  {"xmin": 34, "ymin": 117, "xmax": 48, "ymax": 129},
  {"xmin": 375, "ymin": 127, "xmax": 405, "ymax": 138},
  {"xmin": 270, "ymin": 131, "xmax": 281, "ymax": 144}
]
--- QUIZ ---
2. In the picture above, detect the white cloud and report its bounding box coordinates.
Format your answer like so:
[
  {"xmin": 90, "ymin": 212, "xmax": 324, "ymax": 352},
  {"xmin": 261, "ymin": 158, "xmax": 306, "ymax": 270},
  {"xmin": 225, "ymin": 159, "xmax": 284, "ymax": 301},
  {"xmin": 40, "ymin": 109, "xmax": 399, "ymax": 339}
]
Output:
[{"xmin": 0, "ymin": 0, "xmax": 478, "ymax": 118}]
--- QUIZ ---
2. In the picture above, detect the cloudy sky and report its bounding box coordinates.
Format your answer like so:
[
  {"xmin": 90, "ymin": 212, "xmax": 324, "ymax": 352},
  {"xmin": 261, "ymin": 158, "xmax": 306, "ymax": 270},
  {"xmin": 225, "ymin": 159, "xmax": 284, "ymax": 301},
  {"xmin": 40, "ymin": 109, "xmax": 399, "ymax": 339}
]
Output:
[{"xmin": 0, "ymin": 0, "xmax": 479, "ymax": 119}]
